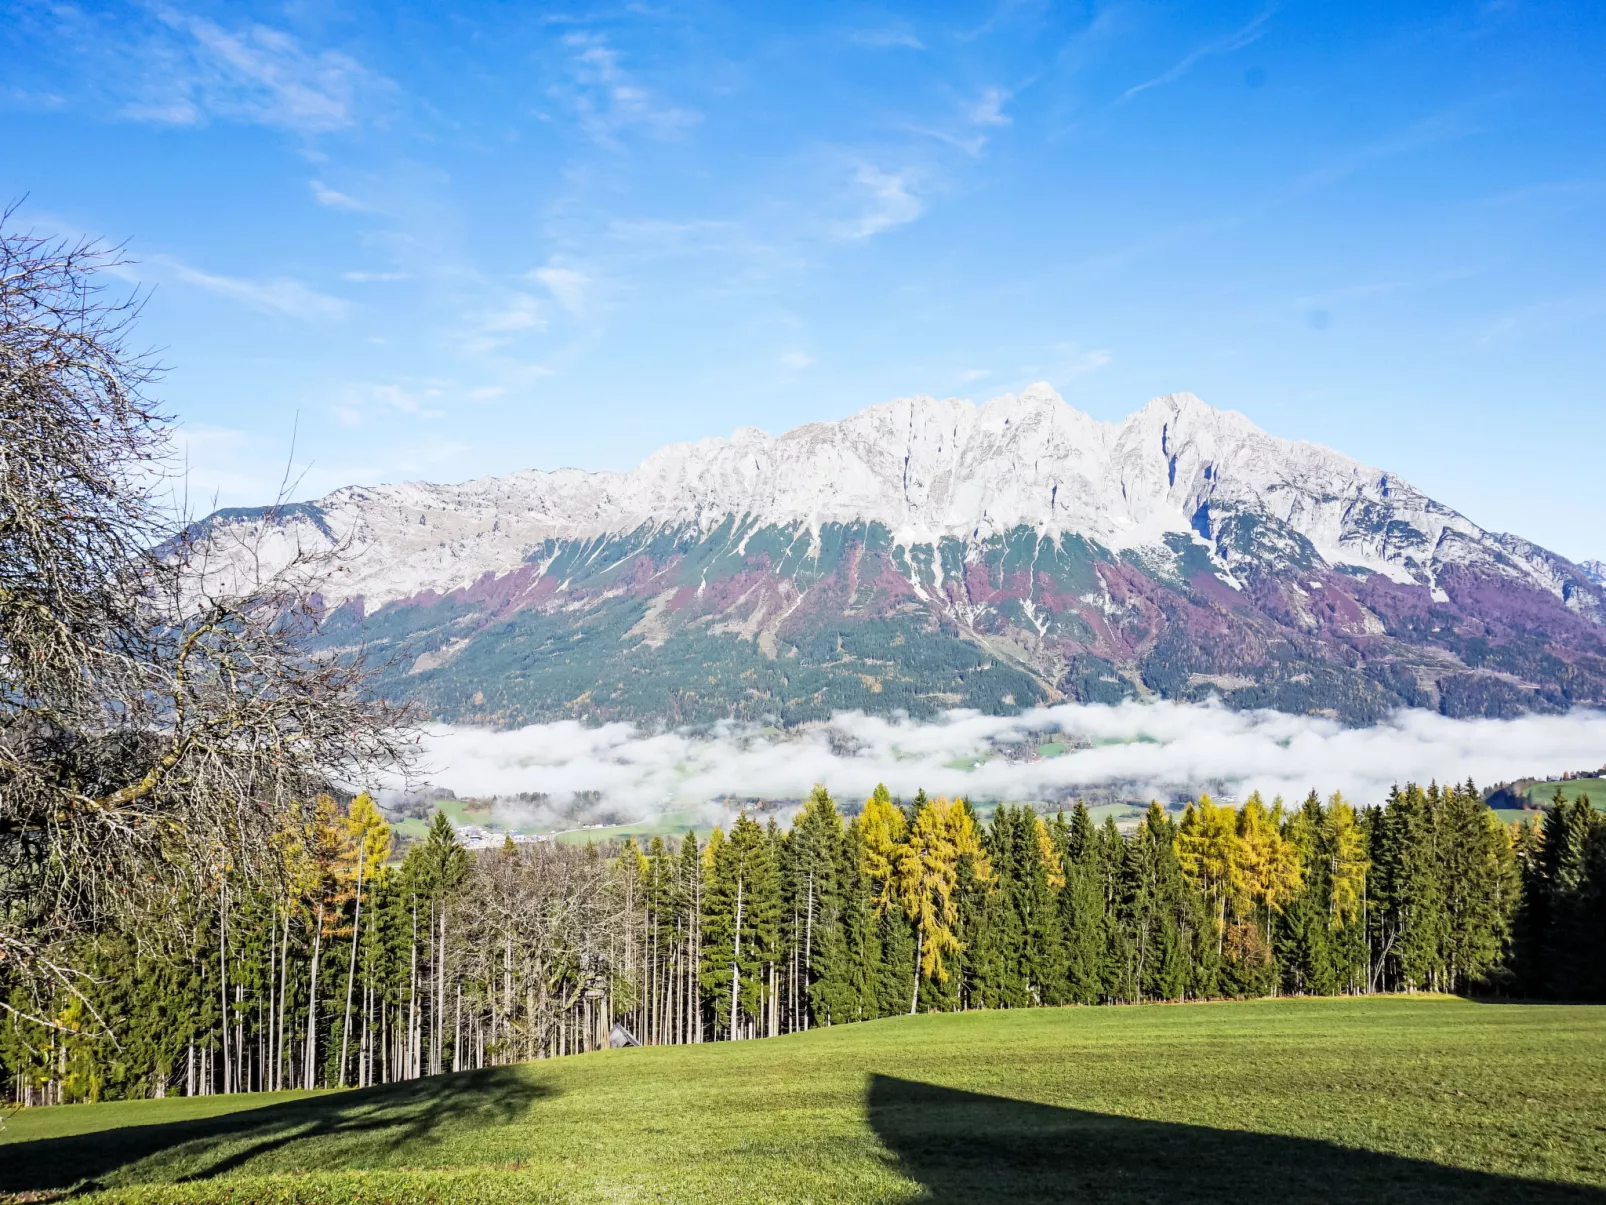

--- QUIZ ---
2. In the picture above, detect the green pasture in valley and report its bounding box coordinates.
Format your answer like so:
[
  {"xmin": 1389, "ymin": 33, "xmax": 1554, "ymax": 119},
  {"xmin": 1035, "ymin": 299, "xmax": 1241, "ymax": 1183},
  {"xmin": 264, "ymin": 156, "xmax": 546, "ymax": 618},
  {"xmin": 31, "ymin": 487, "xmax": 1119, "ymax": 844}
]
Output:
[
  {"xmin": 1525, "ymin": 779, "xmax": 1606, "ymax": 809},
  {"xmin": 4, "ymin": 996, "xmax": 1605, "ymax": 1204}
]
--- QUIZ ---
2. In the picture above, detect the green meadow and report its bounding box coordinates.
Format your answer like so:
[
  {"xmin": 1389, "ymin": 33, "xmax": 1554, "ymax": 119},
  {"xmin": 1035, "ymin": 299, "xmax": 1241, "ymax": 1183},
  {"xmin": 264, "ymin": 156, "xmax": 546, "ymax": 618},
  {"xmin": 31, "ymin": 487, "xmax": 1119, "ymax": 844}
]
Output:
[
  {"xmin": 1526, "ymin": 779, "xmax": 1606, "ymax": 809},
  {"xmin": 4, "ymin": 996, "xmax": 1605, "ymax": 1204}
]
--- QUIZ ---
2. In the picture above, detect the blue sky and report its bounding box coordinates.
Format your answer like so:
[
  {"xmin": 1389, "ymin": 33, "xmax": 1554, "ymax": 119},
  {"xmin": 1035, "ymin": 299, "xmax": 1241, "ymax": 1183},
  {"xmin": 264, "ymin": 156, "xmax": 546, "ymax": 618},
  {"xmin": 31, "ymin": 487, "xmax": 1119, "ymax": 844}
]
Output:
[{"xmin": 4, "ymin": 1, "xmax": 1603, "ymax": 558}]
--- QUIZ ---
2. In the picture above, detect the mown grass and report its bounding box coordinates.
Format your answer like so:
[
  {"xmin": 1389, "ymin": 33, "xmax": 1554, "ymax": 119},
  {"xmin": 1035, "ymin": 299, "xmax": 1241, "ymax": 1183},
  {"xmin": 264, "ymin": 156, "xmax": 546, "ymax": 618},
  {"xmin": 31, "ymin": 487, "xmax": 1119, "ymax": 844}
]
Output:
[{"xmin": 4, "ymin": 996, "xmax": 1605, "ymax": 1203}]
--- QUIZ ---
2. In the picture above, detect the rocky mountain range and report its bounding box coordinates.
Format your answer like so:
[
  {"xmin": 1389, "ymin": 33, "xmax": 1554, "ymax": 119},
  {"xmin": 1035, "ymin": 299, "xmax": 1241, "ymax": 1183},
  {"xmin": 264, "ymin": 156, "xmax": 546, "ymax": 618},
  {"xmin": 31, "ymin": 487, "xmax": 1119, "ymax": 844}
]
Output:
[{"xmin": 203, "ymin": 387, "xmax": 1606, "ymax": 727}]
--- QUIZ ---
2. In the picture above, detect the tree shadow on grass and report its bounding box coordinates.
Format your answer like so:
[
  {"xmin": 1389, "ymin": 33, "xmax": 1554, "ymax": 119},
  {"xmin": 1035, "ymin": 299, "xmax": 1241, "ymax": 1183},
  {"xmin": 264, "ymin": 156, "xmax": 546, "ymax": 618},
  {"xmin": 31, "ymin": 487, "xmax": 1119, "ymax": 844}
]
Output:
[
  {"xmin": 0, "ymin": 1066, "xmax": 548, "ymax": 1197},
  {"xmin": 868, "ymin": 1074, "xmax": 1606, "ymax": 1203}
]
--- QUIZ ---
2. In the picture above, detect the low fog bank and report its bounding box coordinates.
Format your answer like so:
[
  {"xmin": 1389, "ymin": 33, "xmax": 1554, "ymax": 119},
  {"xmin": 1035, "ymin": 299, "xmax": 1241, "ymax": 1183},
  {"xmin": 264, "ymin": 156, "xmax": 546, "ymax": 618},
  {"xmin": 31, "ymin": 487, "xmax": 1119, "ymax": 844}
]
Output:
[{"xmin": 392, "ymin": 701, "xmax": 1606, "ymax": 833}]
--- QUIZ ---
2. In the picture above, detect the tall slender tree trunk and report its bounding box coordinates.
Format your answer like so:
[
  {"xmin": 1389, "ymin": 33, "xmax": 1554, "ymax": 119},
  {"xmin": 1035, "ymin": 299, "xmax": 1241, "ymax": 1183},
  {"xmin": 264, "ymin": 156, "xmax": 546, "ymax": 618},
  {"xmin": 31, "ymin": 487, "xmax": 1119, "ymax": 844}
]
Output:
[
  {"xmin": 910, "ymin": 927, "xmax": 923, "ymax": 1015},
  {"xmin": 435, "ymin": 905, "xmax": 447, "ymax": 1075},
  {"xmin": 729, "ymin": 873, "xmax": 744, "ymax": 1040},
  {"xmin": 219, "ymin": 882, "xmax": 231, "ymax": 1094},
  {"xmin": 265, "ymin": 903, "xmax": 276, "ymax": 1091},
  {"xmin": 276, "ymin": 907, "xmax": 290, "ymax": 1091},
  {"xmin": 693, "ymin": 872, "xmax": 703, "ymax": 1043},
  {"xmin": 339, "ymin": 841, "xmax": 366, "ymax": 1086},
  {"xmin": 427, "ymin": 902, "xmax": 437, "ymax": 1076},
  {"xmin": 408, "ymin": 896, "xmax": 419, "ymax": 1078},
  {"xmin": 803, "ymin": 873, "xmax": 815, "ymax": 1031},
  {"xmin": 305, "ymin": 901, "xmax": 324, "ymax": 1089}
]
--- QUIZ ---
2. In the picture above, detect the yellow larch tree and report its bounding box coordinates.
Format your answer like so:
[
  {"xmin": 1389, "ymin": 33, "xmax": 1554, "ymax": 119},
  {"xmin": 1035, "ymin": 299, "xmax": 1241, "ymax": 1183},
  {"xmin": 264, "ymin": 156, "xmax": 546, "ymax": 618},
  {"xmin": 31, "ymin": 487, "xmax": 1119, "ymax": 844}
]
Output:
[
  {"xmin": 858, "ymin": 783, "xmax": 907, "ymax": 915},
  {"xmin": 891, "ymin": 796, "xmax": 991, "ymax": 1014},
  {"xmin": 1034, "ymin": 816, "xmax": 1065, "ymax": 889},
  {"xmin": 1323, "ymin": 792, "xmax": 1369, "ymax": 927},
  {"xmin": 1175, "ymin": 793, "xmax": 1241, "ymax": 949},
  {"xmin": 1236, "ymin": 792, "xmax": 1303, "ymax": 941}
]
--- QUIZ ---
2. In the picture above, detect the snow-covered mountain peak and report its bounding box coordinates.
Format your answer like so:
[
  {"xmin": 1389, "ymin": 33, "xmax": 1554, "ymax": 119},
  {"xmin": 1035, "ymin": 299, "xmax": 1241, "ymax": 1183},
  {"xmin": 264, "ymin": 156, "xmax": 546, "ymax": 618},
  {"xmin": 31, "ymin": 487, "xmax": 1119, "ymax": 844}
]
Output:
[{"xmin": 198, "ymin": 386, "xmax": 1584, "ymax": 615}]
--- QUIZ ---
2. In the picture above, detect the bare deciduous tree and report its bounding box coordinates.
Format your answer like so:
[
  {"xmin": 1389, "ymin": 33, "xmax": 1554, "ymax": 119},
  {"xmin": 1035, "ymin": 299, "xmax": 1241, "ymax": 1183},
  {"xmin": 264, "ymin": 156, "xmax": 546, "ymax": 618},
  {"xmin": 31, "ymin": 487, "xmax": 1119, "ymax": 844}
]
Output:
[{"xmin": 0, "ymin": 212, "xmax": 414, "ymax": 1024}]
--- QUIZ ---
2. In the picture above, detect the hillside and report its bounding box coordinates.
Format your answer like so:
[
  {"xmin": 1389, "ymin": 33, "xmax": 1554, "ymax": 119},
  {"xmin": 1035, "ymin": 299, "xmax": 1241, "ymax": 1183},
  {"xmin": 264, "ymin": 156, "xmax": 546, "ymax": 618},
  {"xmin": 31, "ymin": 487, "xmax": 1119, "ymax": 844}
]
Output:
[
  {"xmin": 198, "ymin": 388, "xmax": 1606, "ymax": 727},
  {"xmin": 3, "ymin": 997, "xmax": 1603, "ymax": 1204}
]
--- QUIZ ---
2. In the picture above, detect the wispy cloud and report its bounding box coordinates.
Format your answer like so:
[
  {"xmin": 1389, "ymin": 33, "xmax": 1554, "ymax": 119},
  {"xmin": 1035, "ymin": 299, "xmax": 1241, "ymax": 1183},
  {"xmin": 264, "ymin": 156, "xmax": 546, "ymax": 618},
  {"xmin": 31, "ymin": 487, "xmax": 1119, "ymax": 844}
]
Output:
[
  {"xmin": 1036, "ymin": 342, "xmax": 1113, "ymax": 380},
  {"xmin": 359, "ymin": 382, "xmax": 447, "ymax": 420},
  {"xmin": 117, "ymin": 10, "xmax": 393, "ymax": 134},
  {"xmin": 458, "ymin": 292, "xmax": 549, "ymax": 354},
  {"xmin": 1479, "ymin": 287, "xmax": 1606, "ymax": 344},
  {"xmin": 1073, "ymin": 108, "xmax": 1475, "ymax": 280},
  {"xmin": 407, "ymin": 701, "xmax": 1606, "ymax": 828},
  {"xmin": 846, "ymin": 27, "xmax": 926, "ymax": 51},
  {"xmin": 968, "ymin": 87, "xmax": 1012, "ymax": 127},
  {"xmin": 835, "ymin": 164, "xmax": 924, "ymax": 240},
  {"xmin": 530, "ymin": 264, "xmax": 591, "ymax": 313},
  {"xmin": 145, "ymin": 254, "xmax": 349, "ymax": 322},
  {"xmin": 1119, "ymin": 8, "xmax": 1275, "ymax": 104},
  {"xmin": 779, "ymin": 350, "xmax": 816, "ymax": 371},
  {"xmin": 310, "ymin": 179, "xmax": 369, "ymax": 211},
  {"xmin": 552, "ymin": 32, "xmax": 700, "ymax": 145}
]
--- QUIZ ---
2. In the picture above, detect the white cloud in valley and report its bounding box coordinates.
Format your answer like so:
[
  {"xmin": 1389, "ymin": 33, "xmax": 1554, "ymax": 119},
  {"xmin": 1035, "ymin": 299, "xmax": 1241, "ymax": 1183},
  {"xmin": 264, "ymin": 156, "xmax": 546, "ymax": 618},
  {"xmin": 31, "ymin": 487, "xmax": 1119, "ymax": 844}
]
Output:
[{"xmin": 405, "ymin": 701, "xmax": 1606, "ymax": 832}]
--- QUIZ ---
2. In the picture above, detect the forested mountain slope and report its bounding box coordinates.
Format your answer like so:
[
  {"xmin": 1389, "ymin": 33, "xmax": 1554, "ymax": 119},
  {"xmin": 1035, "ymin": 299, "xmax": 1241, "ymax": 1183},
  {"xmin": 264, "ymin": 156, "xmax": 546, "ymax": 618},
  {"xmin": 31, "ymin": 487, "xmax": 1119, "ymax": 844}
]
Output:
[{"xmin": 200, "ymin": 387, "xmax": 1606, "ymax": 726}]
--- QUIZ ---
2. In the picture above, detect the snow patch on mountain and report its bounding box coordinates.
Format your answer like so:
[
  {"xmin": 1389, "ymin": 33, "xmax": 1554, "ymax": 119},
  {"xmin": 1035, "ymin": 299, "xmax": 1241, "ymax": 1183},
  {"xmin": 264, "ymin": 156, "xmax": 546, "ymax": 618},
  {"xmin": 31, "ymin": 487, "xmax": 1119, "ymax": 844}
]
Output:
[{"xmin": 199, "ymin": 386, "xmax": 1590, "ymax": 615}]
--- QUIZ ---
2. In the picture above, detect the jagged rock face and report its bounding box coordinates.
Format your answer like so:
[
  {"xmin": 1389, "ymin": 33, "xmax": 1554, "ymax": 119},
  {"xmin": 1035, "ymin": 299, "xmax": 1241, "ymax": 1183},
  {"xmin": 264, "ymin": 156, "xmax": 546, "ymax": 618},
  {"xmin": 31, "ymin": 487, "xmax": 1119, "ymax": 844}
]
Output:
[{"xmin": 202, "ymin": 388, "xmax": 1606, "ymax": 727}]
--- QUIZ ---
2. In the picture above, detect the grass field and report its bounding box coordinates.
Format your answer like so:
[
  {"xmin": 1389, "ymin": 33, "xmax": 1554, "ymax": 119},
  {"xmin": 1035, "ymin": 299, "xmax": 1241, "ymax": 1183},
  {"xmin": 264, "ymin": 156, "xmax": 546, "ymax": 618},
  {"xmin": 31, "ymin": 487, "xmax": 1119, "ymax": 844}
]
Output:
[
  {"xmin": 6, "ymin": 997, "xmax": 1605, "ymax": 1203},
  {"xmin": 1525, "ymin": 778, "xmax": 1606, "ymax": 809}
]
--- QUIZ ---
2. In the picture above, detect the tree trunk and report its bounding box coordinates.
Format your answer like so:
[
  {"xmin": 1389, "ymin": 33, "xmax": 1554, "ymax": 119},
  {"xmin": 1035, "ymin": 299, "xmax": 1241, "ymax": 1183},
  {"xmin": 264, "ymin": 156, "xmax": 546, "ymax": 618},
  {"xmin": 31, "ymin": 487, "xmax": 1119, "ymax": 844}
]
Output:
[
  {"xmin": 729, "ymin": 873, "xmax": 744, "ymax": 1040},
  {"xmin": 803, "ymin": 872, "xmax": 815, "ymax": 1031},
  {"xmin": 305, "ymin": 901, "xmax": 324, "ymax": 1089},
  {"xmin": 910, "ymin": 926, "xmax": 923, "ymax": 1015},
  {"xmin": 219, "ymin": 882, "xmax": 231, "ymax": 1094},
  {"xmin": 276, "ymin": 907, "xmax": 290, "ymax": 1091},
  {"xmin": 339, "ymin": 840, "xmax": 366, "ymax": 1086},
  {"xmin": 408, "ymin": 896, "xmax": 419, "ymax": 1078},
  {"xmin": 435, "ymin": 904, "xmax": 447, "ymax": 1075}
]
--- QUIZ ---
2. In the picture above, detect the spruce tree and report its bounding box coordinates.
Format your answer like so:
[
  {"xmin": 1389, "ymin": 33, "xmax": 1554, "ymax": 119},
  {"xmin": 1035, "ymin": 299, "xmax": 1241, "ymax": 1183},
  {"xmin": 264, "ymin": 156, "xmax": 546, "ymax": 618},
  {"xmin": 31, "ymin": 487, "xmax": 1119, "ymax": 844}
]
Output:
[
  {"xmin": 789, "ymin": 787, "xmax": 844, "ymax": 1027},
  {"xmin": 1060, "ymin": 802, "xmax": 1111, "ymax": 1003}
]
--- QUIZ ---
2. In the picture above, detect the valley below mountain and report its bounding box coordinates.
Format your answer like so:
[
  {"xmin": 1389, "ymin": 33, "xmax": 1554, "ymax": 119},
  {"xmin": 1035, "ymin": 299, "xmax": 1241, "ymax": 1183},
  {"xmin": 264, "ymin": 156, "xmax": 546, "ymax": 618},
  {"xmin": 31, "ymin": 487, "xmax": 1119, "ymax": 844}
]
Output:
[{"xmin": 204, "ymin": 387, "xmax": 1606, "ymax": 728}]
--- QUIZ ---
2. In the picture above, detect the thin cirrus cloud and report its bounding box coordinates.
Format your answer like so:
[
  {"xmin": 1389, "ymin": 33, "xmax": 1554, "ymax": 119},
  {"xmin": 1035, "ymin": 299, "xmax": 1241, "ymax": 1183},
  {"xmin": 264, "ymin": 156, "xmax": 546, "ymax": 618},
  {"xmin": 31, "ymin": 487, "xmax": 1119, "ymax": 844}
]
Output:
[
  {"xmin": 552, "ymin": 31, "xmax": 700, "ymax": 145},
  {"xmin": 836, "ymin": 164, "xmax": 924, "ymax": 240},
  {"xmin": 145, "ymin": 254, "xmax": 349, "ymax": 322},
  {"xmin": 455, "ymin": 292, "xmax": 550, "ymax": 356},
  {"xmin": 968, "ymin": 87, "xmax": 1011, "ymax": 127},
  {"xmin": 1118, "ymin": 8, "xmax": 1275, "ymax": 104},
  {"xmin": 341, "ymin": 382, "xmax": 447, "ymax": 422},
  {"xmin": 845, "ymin": 27, "xmax": 926, "ymax": 50},
  {"xmin": 110, "ymin": 9, "xmax": 393, "ymax": 134},
  {"xmin": 530, "ymin": 265, "xmax": 591, "ymax": 314},
  {"xmin": 404, "ymin": 701, "xmax": 1606, "ymax": 832},
  {"xmin": 310, "ymin": 180, "xmax": 370, "ymax": 212}
]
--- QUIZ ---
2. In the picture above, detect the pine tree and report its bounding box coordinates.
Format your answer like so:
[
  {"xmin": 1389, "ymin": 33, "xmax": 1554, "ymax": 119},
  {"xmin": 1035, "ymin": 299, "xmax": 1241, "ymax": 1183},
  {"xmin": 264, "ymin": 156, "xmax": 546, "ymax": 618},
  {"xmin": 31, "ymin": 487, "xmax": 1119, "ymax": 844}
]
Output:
[
  {"xmin": 1278, "ymin": 792, "xmax": 1337, "ymax": 995},
  {"xmin": 789, "ymin": 786, "xmax": 843, "ymax": 1029},
  {"xmin": 700, "ymin": 814, "xmax": 779, "ymax": 1038},
  {"xmin": 1535, "ymin": 791, "xmax": 1603, "ymax": 997},
  {"xmin": 812, "ymin": 814, "xmax": 881, "ymax": 1024},
  {"xmin": 1060, "ymin": 802, "xmax": 1110, "ymax": 1003},
  {"xmin": 1437, "ymin": 781, "xmax": 1516, "ymax": 992}
]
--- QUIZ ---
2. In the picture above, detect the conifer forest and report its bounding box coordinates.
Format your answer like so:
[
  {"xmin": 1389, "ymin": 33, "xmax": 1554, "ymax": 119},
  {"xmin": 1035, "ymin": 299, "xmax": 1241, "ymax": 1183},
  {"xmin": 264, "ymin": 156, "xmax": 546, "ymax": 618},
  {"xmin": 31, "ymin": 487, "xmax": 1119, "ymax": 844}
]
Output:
[{"xmin": 5, "ymin": 779, "xmax": 1602, "ymax": 1106}]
